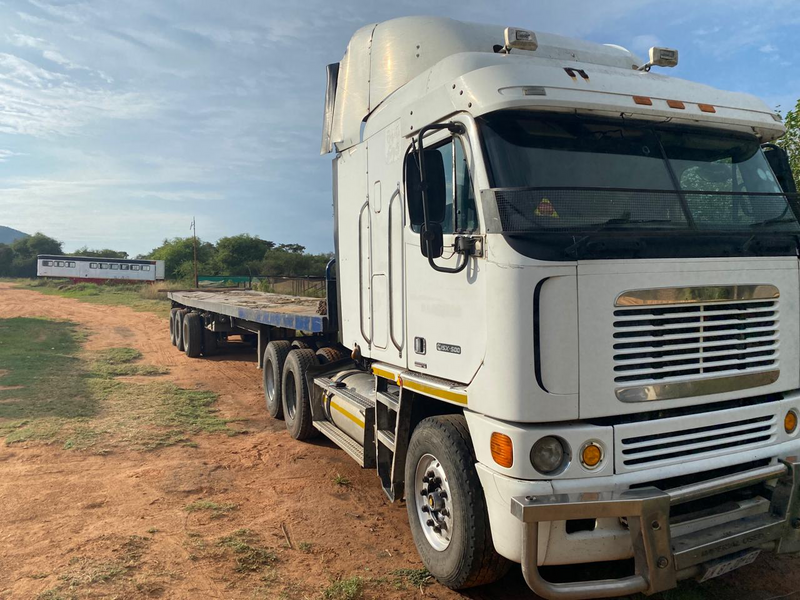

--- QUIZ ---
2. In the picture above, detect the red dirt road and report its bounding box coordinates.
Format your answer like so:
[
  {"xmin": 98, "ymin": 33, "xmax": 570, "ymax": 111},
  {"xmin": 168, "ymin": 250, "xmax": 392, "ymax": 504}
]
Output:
[{"xmin": 0, "ymin": 283, "xmax": 797, "ymax": 600}]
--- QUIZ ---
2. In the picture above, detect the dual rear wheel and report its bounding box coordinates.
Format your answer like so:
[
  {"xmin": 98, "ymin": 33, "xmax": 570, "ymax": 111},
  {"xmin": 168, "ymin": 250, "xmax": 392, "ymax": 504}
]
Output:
[{"xmin": 169, "ymin": 307, "xmax": 219, "ymax": 357}]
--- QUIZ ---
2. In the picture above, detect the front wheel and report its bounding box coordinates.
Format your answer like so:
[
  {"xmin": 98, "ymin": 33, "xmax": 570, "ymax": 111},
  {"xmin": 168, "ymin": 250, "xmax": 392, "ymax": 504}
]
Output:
[{"xmin": 405, "ymin": 415, "xmax": 510, "ymax": 589}]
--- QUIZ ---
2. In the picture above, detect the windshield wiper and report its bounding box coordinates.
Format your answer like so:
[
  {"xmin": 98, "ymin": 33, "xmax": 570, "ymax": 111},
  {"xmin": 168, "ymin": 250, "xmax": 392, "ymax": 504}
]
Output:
[
  {"xmin": 564, "ymin": 218, "xmax": 670, "ymax": 257},
  {"xmin": 749, "ymin": 217, "xmax": 799, "ymax": 229}
]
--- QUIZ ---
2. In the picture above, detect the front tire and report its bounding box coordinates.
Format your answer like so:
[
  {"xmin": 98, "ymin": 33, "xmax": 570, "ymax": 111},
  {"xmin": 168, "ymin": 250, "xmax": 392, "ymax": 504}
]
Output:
[
  {"xmin": 405, "ymin": 415, "xmax": 510, "ymax": 589},
  {"xmin": 281, "ymin": 349, "xmax": 319, "ymax": 440},
  {"xmin": 263, "ymin": 340, "xmax": 292, "ymax": 419}
]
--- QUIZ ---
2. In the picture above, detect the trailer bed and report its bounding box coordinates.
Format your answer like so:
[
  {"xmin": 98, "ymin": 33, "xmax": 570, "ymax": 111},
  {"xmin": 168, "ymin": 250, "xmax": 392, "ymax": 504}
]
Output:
[{"xmin": 168, "ymin": 290, "xmax": 328, "ymax": 332}]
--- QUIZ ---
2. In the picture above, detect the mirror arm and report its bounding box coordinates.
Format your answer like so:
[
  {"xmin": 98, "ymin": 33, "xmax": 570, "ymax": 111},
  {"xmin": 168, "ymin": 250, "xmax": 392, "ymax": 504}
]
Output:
[{"xmin": 416, "ymin": 122, "xmax": 468, "ymax": 274}]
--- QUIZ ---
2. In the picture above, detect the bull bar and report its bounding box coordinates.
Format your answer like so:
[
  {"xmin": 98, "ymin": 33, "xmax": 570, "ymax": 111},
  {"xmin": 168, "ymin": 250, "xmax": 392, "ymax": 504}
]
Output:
[{"xmin": 511, "ymin": 457, "xmax": 800, "ymax": 599}]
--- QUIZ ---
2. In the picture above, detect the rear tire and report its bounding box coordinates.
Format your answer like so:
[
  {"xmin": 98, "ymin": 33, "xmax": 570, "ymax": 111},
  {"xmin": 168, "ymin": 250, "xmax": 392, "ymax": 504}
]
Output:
[
  {"xmin": 281, "ymin": 349, "xmax": 319, "ymax": 440},
  {"xmin": 405, "ymin": 415, "xmax": 510, "ymax": 589},
  {"xmin": 169, "ymin": 308, "xmax": 180, "ymax": 346},
  {"xmin": 183, "ymin": 312, "xmax": 203, "ymax": 358},
  {"xmin": 203, "ymin": 329, "xmax": 219, "ymax": 356},
  {"xmin": 263, "ymin": 340, "xmax": 292, "ymax": 419},
  {"xmin": 175, "ymin": 309, "xmax": 188, "ymax": 352},
  {"xmin": 315, "ymin": 346, "xmax": 345, "ymax": 364}
]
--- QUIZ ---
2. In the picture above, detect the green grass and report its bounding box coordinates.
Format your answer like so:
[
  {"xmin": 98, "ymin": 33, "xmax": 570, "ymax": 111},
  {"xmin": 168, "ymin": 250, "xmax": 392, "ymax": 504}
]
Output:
[
  {"xmin": 15, "ymin": 279, "xmax": 174, "ymax": 318},
  {"xmin": 92, "ymin": 347, "xmax": 168, "ymax": 377},
  {"xmin": 332, "ymin": 473, "xmax": 351, "ymax": 487},
  {"xmin": 216, "ymin": 529, "xmax": 278, "ymax": 573},
  {"xmin": 322, "ymin": 576, "xmax": 364, "ymax": 600},
  {"xmin": 391, "ymin": 568, "xmax": 432, "ymax": 590},
  {"xmin": 184, "ymin": 499, "xmax": 239, "ymax": 518},
  {"xmin": 0, "ymin": 318, "xmax": 236, "ymax": 450}
]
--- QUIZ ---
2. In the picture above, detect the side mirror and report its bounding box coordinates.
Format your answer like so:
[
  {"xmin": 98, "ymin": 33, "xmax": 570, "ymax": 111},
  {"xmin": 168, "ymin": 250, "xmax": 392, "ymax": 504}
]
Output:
[
  {"xmin": 421, "ymin": 221, "xmax": 444, "ymax": 259},
  {"xmin": 763, "ymin": 144, "xmax": 798, "ymax": 194},
  {"xmin": 406, "ymin": 149, "xmax": 448, "ymax": 229}
]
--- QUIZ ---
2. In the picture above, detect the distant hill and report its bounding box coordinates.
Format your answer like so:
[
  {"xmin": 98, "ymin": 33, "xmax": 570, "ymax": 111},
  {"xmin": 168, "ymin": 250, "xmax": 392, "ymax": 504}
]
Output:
[{"xmin": 0, "ymin": 226, "xmax": 29, "ymax": 245}]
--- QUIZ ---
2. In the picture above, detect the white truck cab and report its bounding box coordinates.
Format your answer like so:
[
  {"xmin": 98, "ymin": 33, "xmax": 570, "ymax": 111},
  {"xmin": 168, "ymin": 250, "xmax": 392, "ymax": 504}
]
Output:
[{"xmin": 315, "ymin": 16, "xmax": 800, "ymax": 598}]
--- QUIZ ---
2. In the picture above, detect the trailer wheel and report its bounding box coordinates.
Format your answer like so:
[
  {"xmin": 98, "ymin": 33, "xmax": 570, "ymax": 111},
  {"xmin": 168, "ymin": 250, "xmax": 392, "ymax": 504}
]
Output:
[
  {"xmin": 315, "ymin": 347, "xmax": 344, "ymax": 364},
  {"xmin": 281, "ymin": 348, "xmax": 319, "ymax": 440},
  {"xmin": 169, "ymin": 308, "xmax": 180, "ymax": 346},
  {"xmin": 263, "ymin": 340, "xmax": 292, "ymax": 419},
  {"xmin": 291, "ymin": 339, "xmax": 311, "ymax": 350},
  {"xmin": 175, "ymin": 309, "xmax": 188, "ymax": 352},
  {"xmin": 405, "ymin": 415, "xmax": 510, "ymax": 590},
  {"xmin": 183, "ymin": 312, "xmax": 203, "ymax": 358},
  {"xmin": 203, "ymin": 329, "xmax": 219, "ymax": 356}
]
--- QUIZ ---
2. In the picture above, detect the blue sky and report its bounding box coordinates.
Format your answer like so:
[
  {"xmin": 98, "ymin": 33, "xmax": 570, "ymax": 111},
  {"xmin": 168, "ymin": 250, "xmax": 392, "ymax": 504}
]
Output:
[{"xmin": 0, "ymin": 0, "xmax": 798, "ymax": 256}]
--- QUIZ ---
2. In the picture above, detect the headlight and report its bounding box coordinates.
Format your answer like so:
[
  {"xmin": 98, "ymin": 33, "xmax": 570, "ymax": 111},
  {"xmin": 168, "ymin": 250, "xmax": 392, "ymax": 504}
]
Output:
[{"xmin": 530, "ymin": 436, "xmax": 568, "ymax": 474}]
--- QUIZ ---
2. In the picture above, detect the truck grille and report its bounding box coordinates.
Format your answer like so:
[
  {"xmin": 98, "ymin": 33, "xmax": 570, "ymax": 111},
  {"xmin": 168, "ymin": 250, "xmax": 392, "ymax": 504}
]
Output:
[
  {"xmin": 619, "ymin": 414, "xmax": 776, "ymax": 468},
  {"xmin": 614, "ymin": 401, "xmax": 781, "ymax": 473},
  {"xmin": 613, "ymin": 299, "xmax": 780, "ymax": 391}
]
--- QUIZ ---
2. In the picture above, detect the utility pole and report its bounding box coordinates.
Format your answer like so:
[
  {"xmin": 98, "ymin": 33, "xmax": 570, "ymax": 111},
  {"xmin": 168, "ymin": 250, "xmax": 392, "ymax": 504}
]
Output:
[{"xmin": 190, "ymin": 217, "xmax": 198, "ymax": 289}]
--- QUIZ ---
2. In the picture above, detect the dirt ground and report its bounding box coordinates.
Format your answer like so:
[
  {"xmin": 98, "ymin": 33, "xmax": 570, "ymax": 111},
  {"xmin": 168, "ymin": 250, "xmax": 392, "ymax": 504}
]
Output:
[{"xmin": 0, "ymin": 282, "xmax": 798, "ymax": 600}]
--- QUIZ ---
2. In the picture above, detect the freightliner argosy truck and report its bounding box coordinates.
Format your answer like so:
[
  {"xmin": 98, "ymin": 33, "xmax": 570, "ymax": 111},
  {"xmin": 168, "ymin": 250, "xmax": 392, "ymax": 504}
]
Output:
[{"xmin": 167, "ymin": 17, "xmax": 800, "ymax": 598}]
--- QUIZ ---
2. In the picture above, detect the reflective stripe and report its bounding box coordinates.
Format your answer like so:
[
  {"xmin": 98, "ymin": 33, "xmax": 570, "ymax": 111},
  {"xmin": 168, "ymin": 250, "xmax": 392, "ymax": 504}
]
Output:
[
  {"xmin": 372, "ymin": 366, "xmax": 398, "ymax": 382},
  {"xmin": 330, "ymin": 400, "xmax": 365, "ymax": 428},
  {"xmin": 403, "ymin": 379, "xmax": 468, "ymax": 405}
]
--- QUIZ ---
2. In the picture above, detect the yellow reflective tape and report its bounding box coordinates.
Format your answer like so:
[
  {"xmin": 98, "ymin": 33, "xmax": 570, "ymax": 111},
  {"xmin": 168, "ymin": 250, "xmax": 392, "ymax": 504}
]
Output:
[
  {"xmin": 372, "ymin": 366, "xmax": 397, "ymax": 382},
  {"xmin": 330, "ymin": 400, "xmax": 365, "ymax": 428},
  {"xmin": 403, "ymin": 380, "xmax": 468, "ymax": 405}
]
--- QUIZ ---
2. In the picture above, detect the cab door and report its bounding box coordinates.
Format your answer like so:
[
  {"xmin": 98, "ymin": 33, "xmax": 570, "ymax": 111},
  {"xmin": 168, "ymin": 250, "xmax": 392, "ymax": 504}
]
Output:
[
  {"xmin": 403, "ymin": 130, "xmax": 485, "ymax": 383},
  {"xmin": 366, "ymin": 120, "xmax": 406, "ymax": 365}
]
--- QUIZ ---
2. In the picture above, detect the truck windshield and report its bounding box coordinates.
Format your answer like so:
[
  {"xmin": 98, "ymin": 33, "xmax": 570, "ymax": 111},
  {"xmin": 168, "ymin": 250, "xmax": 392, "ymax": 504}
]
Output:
[{"xmin": 479, "ymin": 112, "xmax": 800, "ymax": 234}]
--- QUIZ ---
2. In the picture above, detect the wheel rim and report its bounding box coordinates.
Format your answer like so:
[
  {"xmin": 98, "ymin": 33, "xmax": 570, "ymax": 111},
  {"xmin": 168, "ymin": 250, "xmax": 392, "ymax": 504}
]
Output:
[
  {"xmin": 284, "ymin": 375, "xmax": 297, "ymax": 419},
  {"xmin": 414, "ymin": 453, "xmax": 453, "ymax": 551},
  {"xmin": 265, "ymin": 361, "xmax": 276, "ymax": 401}
]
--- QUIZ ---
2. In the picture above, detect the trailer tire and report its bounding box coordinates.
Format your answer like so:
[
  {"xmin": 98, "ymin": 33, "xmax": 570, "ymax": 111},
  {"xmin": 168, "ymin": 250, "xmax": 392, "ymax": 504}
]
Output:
[
  {"xmin": 169, "ymin": 308, "xmax": 180, "ymax": 346},
  {"xmin": 203, "ymin": 329, "xmax": 219, "ymax": 356},
  {"xmin": 315, "ymin": 347, "xmax": 344, "ymax": 364},
  {"xmin": 281, "ymin": 348, "xmax": 319, "ymax": 440},
  {"xmin": 263, "ymin": 340, "xmax": 292, "ymax": 419},
  {"xmin": 183, "ymin": 312, "xmax": 203, "ymax": 358},
  {"xmin": 405, "ymin": 415, "xmax": 510, "ymax": 590},
  {"xmin": 291, "ymin": 339, "xmax": 311, "ymax": 350},
  {"xmin": 175, "ymin": 309, "xmax": 188, "ymax": 352}
]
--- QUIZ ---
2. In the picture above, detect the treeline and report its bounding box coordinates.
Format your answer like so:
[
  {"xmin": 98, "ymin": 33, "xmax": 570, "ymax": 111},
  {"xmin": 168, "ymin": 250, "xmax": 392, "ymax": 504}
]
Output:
[
  {"xmin": 142, "ymin": 234, "xmax": 332, "ymax": 280},
  {"xmin": 0, "ymin": 233, "xmax": 332, "ymax": 280}
]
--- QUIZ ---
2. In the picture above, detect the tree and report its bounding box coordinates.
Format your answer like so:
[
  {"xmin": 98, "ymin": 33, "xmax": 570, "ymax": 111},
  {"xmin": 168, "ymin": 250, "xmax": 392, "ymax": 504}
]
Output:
[
  {"xmin": 141, "ymin": 237, "xmax": 216, "ymax": 280},
  {"xmin": 0, "ymin": 243, "xmax": 13, "ymax": 276},
  {"xmin": 9, "ymin": 232, "xmax": 62, "ymax": 277},
  {"xmin": 72, "ymin": 246, "xmax": 129, "ymax": 259},
  {"xmin": 777, "ymin": 98, "xmax": 800, "ymax": 188},
  {"xmin": 214, "ymin": 234, "xmax": 274, "ymax": 274}
]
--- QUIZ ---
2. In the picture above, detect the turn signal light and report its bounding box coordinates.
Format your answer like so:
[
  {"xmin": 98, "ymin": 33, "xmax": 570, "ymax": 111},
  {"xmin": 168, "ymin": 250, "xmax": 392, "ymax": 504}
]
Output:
[
  {"xmin": 490, "ymin": 432, "xmax": 514, "ymax": 468},
  {"xmin": 581, "ymin": 443, "xmax": 603, "ymax": 469},
  {"xmin": 785, "ymin": 411, "xmax": 798, "ymax": 434}
]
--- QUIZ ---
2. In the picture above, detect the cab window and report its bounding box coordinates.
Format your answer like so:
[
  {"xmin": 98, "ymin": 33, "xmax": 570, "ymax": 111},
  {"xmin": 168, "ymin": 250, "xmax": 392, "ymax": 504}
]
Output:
[{"xmin": 405, "ymin": 137, "xmax": 479, "ymax": 234}]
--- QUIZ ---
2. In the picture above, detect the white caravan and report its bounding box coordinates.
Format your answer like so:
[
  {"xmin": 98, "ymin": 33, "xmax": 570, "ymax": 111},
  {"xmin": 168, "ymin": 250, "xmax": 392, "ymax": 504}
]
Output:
[
  {"xmin": 170, "ymin": 16, "xmax": 800, "ymax": 599},
  {"xmin": 37, "ymin": 255, "xmax": 165, "ymax": 282}
]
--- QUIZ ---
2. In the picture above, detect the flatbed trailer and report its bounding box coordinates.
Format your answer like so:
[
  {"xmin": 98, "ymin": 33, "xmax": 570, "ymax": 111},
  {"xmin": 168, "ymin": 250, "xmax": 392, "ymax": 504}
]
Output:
[
  {"xmin": 167, "ymin": 289, "xmax": 329, "ymax": 333},
  {"xmin": 167, "ymin": 288, "xmax": 337, "ymax": 369}
]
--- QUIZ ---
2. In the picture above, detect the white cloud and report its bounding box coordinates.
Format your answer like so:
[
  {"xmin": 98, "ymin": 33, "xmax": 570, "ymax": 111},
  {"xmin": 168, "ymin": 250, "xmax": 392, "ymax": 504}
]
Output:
[
  {"xmin": 631, "ymin": 34, "xmax": 662, "ymax": 55},
  {"xmin": 0, "ymin": 149, "xmax": 21, "ymax": 162},
  {"xmin": 759, "ymin": 43, "xmax": 778, "ymax": 54}
]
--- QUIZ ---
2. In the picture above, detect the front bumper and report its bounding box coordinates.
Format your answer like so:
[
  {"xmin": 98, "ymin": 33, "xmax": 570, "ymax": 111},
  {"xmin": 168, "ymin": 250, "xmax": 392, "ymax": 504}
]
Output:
[{"xmin": 511, "ymin": 458, "xmax": 800, "ymax": 599}]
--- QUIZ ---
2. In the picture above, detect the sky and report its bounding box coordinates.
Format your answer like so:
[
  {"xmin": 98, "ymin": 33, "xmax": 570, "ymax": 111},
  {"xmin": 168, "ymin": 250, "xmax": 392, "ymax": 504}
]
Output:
[{"xmin": 0, "ymin": 0, "xmax": 798, "ymax": 257}]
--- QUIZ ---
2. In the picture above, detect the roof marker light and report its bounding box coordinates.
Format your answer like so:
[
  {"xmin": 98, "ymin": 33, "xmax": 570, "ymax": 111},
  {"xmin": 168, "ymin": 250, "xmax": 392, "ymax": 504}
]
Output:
[
  {"xmin": 638, "ymin": 47, "xmax": 679, "ymax": 72},
  {"xmin": 667, "ymin": 100, "xmax": 686, "ymax": 109},
  {"xmin": 503, "ymin": 27, "xmax": 538, "ymax": 52},
  {"xmin": 698, "ymin": 104, "xmax": 717, "ymax": 113},
  {"xmin": 633, "ymin": 96, "xmax": 653, "ymax": 106}
]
